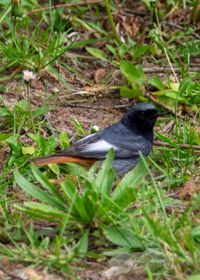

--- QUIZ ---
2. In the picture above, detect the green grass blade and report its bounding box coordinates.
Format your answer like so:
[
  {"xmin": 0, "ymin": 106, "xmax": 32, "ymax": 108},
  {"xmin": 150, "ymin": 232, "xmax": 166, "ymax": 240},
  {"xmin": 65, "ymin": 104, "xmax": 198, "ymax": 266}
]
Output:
[
  {"xmin": 95, "ymin": 149, "xmax": 115, "ymax": 195},
  {"xmin": 31, "ymin": 165, "xmax": 67, "ymax": 205},
  {"xmin": 14, "ymin": 170, "xmax": 65, "ymax": 210},
  {"xmin": 21, "ymin": 202, "xmax": 65, "ymax": 218},
  {"xmin": 14, "ymin": 204, "xmax": 64, "ymax": 221}
]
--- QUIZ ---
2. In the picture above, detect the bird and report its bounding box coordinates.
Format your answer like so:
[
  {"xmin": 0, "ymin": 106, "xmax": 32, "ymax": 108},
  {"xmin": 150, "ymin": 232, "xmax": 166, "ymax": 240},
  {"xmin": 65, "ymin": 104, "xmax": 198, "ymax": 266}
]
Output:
[{"xmin": 30, "ymin": 103, "xmax": 160, "ymax": 176}]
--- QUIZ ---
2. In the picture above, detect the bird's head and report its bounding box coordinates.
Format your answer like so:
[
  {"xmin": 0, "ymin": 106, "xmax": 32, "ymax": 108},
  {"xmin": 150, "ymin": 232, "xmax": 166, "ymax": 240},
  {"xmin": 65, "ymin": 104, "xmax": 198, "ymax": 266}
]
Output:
[{"xmin": 122, "ymin": 103, "xmax": 159, "ymax": 132}]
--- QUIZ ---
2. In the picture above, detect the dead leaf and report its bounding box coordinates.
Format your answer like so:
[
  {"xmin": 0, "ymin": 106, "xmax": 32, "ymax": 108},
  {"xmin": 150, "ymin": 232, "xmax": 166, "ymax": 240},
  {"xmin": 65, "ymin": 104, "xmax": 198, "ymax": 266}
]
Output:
[
  {"xmin": 179, "ymin": 177, "xmax": 200, "ymax": 199},
  {"xmin": 30, "ymin": 79, "xmax": 44, "ymax": 90},
  {"xmin": 94, "ymin": 68, "xmax": 107, "ymax": 84}
]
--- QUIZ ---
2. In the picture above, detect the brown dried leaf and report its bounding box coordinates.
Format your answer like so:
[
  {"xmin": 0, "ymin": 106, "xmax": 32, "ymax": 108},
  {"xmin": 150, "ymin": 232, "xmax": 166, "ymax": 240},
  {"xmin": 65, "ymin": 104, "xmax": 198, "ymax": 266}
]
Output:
[
  {"xmin": 30, "ymin": 79, "xmax": 44, "ymax": 90},
  {"xmin": 179, "ymin": 177, "xmax": 200, "ymax": 199},
  {"xmin": 94, "ymin": 68, "xmax": 107, "ymax": 84},
  {"xmin": 121, "ymin": 16, "xmax": 142, "ymax": 38}
]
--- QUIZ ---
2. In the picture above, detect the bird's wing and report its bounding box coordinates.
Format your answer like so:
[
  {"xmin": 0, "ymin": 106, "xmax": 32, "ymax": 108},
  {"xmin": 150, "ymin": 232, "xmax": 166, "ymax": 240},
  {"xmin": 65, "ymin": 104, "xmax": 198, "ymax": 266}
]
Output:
[
  {"xmin": 58, "ymin": 123, "xmax": 152, "ymax": 159},
  {"xmin": 58, "ymin": 131, "xmax": 119, "ymax": 159}
]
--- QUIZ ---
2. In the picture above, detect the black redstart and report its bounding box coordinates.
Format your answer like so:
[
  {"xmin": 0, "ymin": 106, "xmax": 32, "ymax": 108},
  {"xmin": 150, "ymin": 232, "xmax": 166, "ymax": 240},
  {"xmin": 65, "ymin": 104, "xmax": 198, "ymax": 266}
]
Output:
[{"xmin": 31, "ymin": 103, "xmax": 160, "ymax": 176}]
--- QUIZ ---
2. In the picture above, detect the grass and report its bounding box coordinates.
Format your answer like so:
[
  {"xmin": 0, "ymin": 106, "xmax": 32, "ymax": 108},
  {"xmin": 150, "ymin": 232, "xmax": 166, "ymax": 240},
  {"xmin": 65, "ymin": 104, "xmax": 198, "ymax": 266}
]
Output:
[{"xmin": 0, "ymin": 0, "xmax": 200, "ymax": 279}]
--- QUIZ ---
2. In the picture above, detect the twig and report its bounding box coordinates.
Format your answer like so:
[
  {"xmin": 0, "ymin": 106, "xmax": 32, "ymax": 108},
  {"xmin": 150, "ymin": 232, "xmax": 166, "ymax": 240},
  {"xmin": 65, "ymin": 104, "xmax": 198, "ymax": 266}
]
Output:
[
  {"xmin": 154, "ymin": 140, "xmax": 200, "ymax": 153},
  {"xmin": 144, "ymin": 91, "xmax": 184, "ymax": 119},
  {"xmin": 165, "ymin": 21, "xmax": 200, "ymax": 40},
  {"xmin": 65, "ymin": 103, "xmax": 128, "ymax": 111},
  {"xmin": 144, "ymin": 66, "xmax": 200, "ymax": 73},
  {"xmin": 162, "ymin": 120, "xmax": 175, "ymax": 133},
  {"xmin": 28, "ymin": 0, "xmax": 103, "ymax": 14},
  {"xmin": 122, "ymin": 9, "xmax": 147, "ymax": 17},
  {"xmin": 104, "ymin": 0, "xmax": 122, "ymax": 45},
  {"xmin": 0, "ymin": 263, "xmax": 24, "ymax": 280}
]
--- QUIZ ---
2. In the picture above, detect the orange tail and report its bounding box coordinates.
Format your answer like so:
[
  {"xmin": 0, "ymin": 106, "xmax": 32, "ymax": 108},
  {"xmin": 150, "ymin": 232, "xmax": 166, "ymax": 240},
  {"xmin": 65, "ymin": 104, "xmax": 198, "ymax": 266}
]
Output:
[{"xmin": 30, "ymin": 155, "xmax": 96, "ymax": 168}]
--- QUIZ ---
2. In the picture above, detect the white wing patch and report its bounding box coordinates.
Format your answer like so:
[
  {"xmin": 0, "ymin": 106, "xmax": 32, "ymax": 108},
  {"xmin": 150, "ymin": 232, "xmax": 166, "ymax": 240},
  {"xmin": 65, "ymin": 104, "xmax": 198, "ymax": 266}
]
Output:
[{"xmin": 83, "ymin": 140, "xmax": 118, "ymax": 153}]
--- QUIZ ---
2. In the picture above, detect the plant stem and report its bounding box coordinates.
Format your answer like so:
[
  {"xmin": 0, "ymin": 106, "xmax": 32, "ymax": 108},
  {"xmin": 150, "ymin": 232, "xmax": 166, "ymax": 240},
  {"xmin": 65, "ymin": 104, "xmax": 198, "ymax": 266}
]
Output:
[
  {"xmin": 104, "ymin": 0, "xmax": 121, "ymax": 45},
  {"xmin": 154, "ymin": 7, "xmax": 179, "ymax": 84},
  {"xmin": 28, "ymin": 0, "xmax": 103, "ymax": 14},
  {"xmin": 26, "ymin": 83, "xmax": 36, "ymax": 134}
]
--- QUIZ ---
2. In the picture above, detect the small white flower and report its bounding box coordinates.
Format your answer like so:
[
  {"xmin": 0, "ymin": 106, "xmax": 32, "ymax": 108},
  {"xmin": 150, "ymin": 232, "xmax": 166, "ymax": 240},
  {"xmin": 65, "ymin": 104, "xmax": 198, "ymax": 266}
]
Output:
[
  {"xmin": 66, "ymin": 32, "xmax": 80, "ymax": 47},
  {"xmin": 23, "ymin": 70, "xmax": 36, "ymax": 82},
  {"xmin": 92, "ymin": 125, "xmax": 100, "ymax": 132},
  {"xmin": 67, "ymin": 32, "xmax": 79, "ymax": 40}
]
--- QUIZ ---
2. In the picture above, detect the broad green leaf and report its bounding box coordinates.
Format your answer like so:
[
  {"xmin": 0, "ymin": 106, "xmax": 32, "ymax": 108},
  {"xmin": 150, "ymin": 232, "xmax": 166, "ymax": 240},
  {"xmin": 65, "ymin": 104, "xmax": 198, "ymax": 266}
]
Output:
[
  {"xmin": 0, "ymin": 107, "xmax": 11, "ymax": 117},
  {"xmin": 48, "ymin": 164, "xmax": 60, "ymax": 176},
  {"xmin": 60, "ymin": 179, "xmax": 77, "ymax": 201},
  {"xmin": 103, "ymin": 226, "xmax": 144, "ymax": 250},
  {"xmin": 89, "ymin": 22, "xmax": 108, "ymax": 36},
  {"xmin": 95, "ymin": 149, "xmax": 115, "ymax": 195},
  {"xmin": 32, "ymin": 104, "xmax": 49, "ymax": 118},
  {"xmin": 112, "ymin": 161, "xmax": 147, "ymax": 209},
  {"xmin": 142, "ymin": 0, "xmax": 153, "ymax": 11},
  {"xmin": 187, "ymin": 82, "xmax": 200, "ymax": 105},
  {"xmin": 150, "ymin": 76, "xmax": 165, "ymax": 90},
  {"xmin": 17, "ymin": 202, "xmax": 65, "ymax": 218},
  {"xmin": 5, "ymin": 136, "xmax": 21, "ymax": 154},
  {"xmin": 170, "ymin": 83, "xmax": 179, "ymax": 91},
  {"xmin": 14, "ymin": 170, "xmax": 65, "ymax": 210},
  {"xmin": 14, "ymin": 204, "xmax": 63, "ymax": 221},
  {"xmin": 31, "ymin": 165, "xmax": 66, "ymax": 205},
  {"xmin": 0, "ymin": 132, "xmax": 12, "ymax": 142},
  {"xmin": 59, "ymin": 131, "xmax": 69, "ymax": 149},
  {"xmin": 188, "ymin": 275, "xmax": 200, "ymax": 280},
  {"xmin": 60, "ymin": 180, "xmax": 91, "ymax": 223},
  {"xmin": 103, "ymin": 247, "xmax": 133, "ymax": 256},
  {"xmin": 106, "ymin": 44, "xmax": 116, "ymax": 56},
  {"xmin": 164, "ymin": 92, "xmax": 187, "ymax": 103},
  {"xmin": 120, "ymin": 61, "xmax": 146, "ymax": 87},
  {"xmin": 22, "ymin": 146, "xmax": 35, "ymax": 155},
  {"xmin": 180, "ymin": 40, "xmax": 200, "ymax": 56},
  {"xmin": 178, "ymin": 78, "xmax": 190, "ymax": 96},
  {"xmin": 44, "ymin": 136, "xmax": 57, "ymax": 155},
  {"xmin": 64, "ymin": 163, "xmax": 88, "ymax": 178},
  {"xmin": 151, "ymin": 89, "xmax": 176, "ymax": 96},
  {"xmin": 82, "ymin": 187, "xmax": 98, "ymax": 218},
  {"xmin": 15, "ymin": 99, "xmax": 30, "ymax": 113},
  {"xmin": 191, "ymin": 225, "xmax": 200, "ymax": 241},
  {"xmin": 131, "ymin": 44, "xmax": 149, "ymax": 60},
  {"xmin": 27, "ymin": 133, "xmax": 37, "ymax": 141},
  {"xmin": 73, "ymin": 195, "xmax": 92, "ymax": 223},
  {"xmin": 119, "ymin": 44, "xmax": 128, "ymax": 58},
  {"xmin": 76, "ymin": 231, "xmax": 88, "ymax": 255},
  {"xmin": 86, "ymin": 47, "xmax": 107, "ymax": 61},
  {"xmin": 120, "ymin": 86, "xmax": 142, "ymax": 98},
  {"xmin": 153, "ymin": 90, "xmax": 187, "ymax": 103}
]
